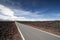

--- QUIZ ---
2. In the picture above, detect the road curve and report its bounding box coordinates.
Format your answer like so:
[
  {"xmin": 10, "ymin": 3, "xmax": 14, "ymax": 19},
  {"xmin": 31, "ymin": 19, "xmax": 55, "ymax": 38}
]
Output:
[{"xmin": 15, "ymin": 22, "xmax": 60, "ymax": 40}]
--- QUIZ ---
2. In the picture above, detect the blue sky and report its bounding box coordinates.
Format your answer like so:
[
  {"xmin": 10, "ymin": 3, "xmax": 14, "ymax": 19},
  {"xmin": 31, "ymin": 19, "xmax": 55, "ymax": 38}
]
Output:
[{"xmin": 0, "ymin": 0, "xmax": 60, "ymax": 21}]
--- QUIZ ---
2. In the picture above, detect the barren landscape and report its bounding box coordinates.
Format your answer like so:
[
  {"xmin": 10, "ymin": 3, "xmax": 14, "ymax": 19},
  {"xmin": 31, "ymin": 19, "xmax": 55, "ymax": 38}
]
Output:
[
  {"xmin": 0, "ymin": 21, "xmax": 22, "ymax": 40},
  {"xmin": 0, "ymin": 21, "xmax": 60, "ymax": 40},
  {"xmin": 18, "ymin": 21, "xmax": 60, "ymax": 35}
]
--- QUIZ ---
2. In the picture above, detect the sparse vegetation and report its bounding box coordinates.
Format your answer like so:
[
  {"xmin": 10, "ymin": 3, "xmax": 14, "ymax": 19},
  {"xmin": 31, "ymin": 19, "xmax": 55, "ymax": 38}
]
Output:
[
  {"xmin": 18, "ymin": 21, "xmax": 60, "ymax": 35},
  {"xmin": 0, "ymin": 21, "xmax": 22, "ymax": 40}
]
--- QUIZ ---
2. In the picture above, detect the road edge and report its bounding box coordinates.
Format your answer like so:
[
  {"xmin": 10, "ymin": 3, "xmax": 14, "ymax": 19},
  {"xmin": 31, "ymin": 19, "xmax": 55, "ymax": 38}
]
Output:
[
  {"xmin": 18, "ymin": 22, "xmax": 60, "ymax": 38},
  {"xmin": 15, "ymin": 22, "xmax": 25, "ymax": 40}
]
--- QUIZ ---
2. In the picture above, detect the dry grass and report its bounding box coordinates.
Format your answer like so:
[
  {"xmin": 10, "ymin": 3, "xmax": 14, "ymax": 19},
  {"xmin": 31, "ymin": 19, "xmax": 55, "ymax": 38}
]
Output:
[{"xmin": 0, "ymin": 21, "xmax": 22, "ymax": 40}]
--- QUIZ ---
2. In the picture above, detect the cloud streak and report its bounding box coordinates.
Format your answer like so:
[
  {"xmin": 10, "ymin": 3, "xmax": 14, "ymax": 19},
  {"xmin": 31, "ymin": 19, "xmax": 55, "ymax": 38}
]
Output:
[
  {"xmin": 0, "ymin": 4, "xmax": 43, "ymax": 21},
  {"xmin": 0, "ymin": 4, "xmax": 60, "ymax": 21},
  {"xmin": 0, "ymin": 4, "xmax": 14, "ymax": 16},
  {"xmin": 0, "ymin": 4, "xmax": 25, "ymax": 21}
]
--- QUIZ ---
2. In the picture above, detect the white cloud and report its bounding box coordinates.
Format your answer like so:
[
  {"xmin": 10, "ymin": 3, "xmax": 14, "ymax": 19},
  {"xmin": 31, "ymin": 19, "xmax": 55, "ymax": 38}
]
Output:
[
  {"xmin": 0, "ymin": 4, "xmax": 14, "ymax": 16},
  {"xmin": 0, "ymin": 4, "xmax": 59, "ymax": 21},
  {"xmin": 13, "ymin": 9, "xmax": 43, "ymax": 18},
  {"xmin": 0, "ymin": 4, "xmax": 26, "ymax": 21},
  {"xmin": 13, "ymin": 9, "xmax": 59, "ymax": 21},
  {"xmin": 0, "ymin": 4, "xmax": 41, "ymax": 21},
  {"xmin": 14, "ymin": 9, "xmax": 31, "ymax": 15}
]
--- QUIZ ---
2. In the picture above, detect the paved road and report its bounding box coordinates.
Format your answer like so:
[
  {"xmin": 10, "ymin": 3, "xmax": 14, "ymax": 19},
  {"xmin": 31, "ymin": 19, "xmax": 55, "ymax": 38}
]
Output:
[{"xmin": 15, "ymin": 22, "xmax": 60, "ymax": 40}]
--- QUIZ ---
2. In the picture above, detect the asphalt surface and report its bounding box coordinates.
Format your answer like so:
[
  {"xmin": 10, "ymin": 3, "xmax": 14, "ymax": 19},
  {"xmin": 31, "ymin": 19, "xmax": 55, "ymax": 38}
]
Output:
[{"xmin": 16, "ymin": 22, "xmax": 60, "ymax": 40}]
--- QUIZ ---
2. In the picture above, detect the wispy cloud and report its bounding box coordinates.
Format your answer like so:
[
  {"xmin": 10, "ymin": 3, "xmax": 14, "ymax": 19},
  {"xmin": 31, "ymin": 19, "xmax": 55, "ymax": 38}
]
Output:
[
  {"xmin": 13, "ymin": 9, "xmax": 44, "ymax": 19},
  {"xmin": 0, "ymin": 4, "xmax": 25, "ymax": 21},
  {"xmin": 0, "ymin": 4, "xmax": 42, "ymax": 21},
  {"xmin": 0, "ymin": 4, "xmax": 49, "ymax": 21},
  {"xmin": 0, "ymin": 4, "xmax": 14, "ymax": 16},
  {"xmin": 0, "ymin": 4, "xmax": 60, "ymax": 21}
]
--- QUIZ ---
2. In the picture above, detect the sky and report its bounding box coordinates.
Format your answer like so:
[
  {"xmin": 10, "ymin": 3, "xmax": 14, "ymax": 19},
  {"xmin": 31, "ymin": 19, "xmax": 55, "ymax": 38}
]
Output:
[{"xmin": 0, "ymin": 0, "xmax": 60, "ymax": 21}]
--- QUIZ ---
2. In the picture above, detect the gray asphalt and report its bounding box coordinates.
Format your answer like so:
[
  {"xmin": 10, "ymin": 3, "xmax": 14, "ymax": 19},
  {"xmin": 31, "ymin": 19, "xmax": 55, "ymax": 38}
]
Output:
[{"xmin": 16, "ymin": 22, "xmax": 60, "ymax": 40}]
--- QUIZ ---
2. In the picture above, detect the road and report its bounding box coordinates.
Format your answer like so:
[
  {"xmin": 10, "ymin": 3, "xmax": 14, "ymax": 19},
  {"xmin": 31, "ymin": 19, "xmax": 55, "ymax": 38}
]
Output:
[{"xmin": 15, "ymin": 22, "xmax": 60, "ymax": 40}]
